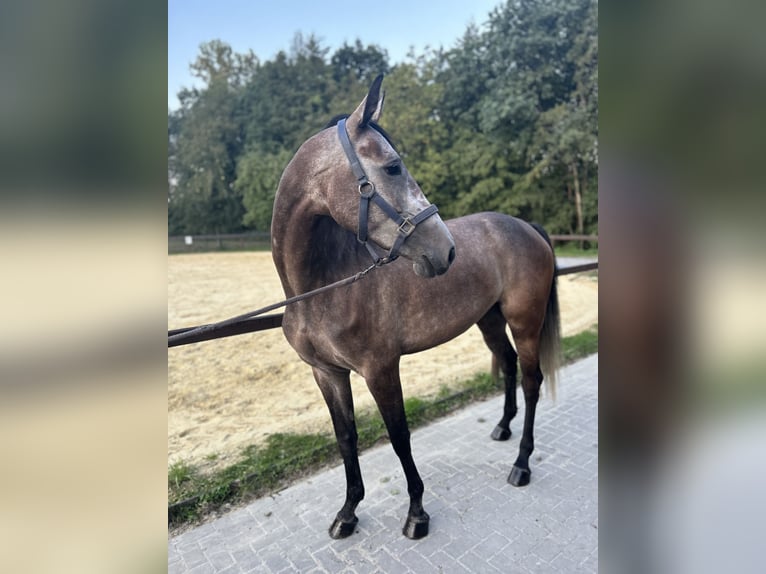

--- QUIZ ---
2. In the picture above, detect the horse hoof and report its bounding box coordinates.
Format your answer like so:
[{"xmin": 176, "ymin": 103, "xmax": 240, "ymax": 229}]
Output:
[
  {"xmin": 491, "ymin": 425, "xmax": 511, "ymax": 441},
  {"xmin": 507, "ymin": 465, "xmax": 531, "ymax": 487},
  {"xmin": 402, "ymin": 512, "xmax": 430, "ymax": 539},
  {"xmin": 329, "ymin": 515, "xmax": 358, "ymax": 539}
]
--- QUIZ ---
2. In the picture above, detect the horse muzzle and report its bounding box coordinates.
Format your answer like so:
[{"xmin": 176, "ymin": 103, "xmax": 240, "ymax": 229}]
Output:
[{"xmin": 410, "ymin": 221, "xmax": 456, "ymax": 278}]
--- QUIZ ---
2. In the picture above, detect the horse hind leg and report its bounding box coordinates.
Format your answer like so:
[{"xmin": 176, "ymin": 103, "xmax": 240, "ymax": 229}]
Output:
[
  {"xmin": 505, "ymin": 329, "xmax": 544, "ymax": 487},
  {"xmin": 312, "ymin": 366, "xmax": 365, "ymax": 538},
  {"xmin": 477, "ymin": 304, "xmax": 519, "ymax": 441}
]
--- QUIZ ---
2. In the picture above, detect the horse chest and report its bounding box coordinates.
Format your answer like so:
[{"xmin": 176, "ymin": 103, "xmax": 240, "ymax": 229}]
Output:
[{"xmin": 282, "ymin": 305, "xmax": 389, "ymax": 371}]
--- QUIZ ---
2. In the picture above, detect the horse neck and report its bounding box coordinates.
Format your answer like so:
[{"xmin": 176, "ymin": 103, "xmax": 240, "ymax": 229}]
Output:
[{"xmin": 272, "ymin": 189, "xmax": 365, "ymax": 297}]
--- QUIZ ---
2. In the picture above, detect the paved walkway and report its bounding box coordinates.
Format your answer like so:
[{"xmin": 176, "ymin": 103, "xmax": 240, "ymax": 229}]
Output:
[{"xmin": 169, "ymin": 354, "xmax": 598, "ymax": 573}]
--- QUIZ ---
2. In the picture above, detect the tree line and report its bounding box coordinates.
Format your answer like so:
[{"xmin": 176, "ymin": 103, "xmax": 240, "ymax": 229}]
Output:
[{"xmin": 168, "ymin": 0, "xmax": 597, "ymax": 240}]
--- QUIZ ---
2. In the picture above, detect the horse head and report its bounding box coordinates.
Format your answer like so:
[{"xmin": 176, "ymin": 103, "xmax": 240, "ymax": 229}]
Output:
[{"xmin": 322, "ymin": 75, "xmax": 456, "ymax": 277}]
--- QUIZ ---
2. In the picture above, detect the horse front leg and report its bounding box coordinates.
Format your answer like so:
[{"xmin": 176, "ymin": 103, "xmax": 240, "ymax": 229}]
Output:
[
  {"xmin": 312, "ymin": 366, "xmax": 365, "ymax": 539},
  {"xmin": 365, "ymin": 363, "xmax": 429, "ymax": 539}
]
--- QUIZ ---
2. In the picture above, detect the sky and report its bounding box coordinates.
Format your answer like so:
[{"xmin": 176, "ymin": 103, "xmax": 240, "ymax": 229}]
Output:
[{"xmin": 168, "ymin": 0, "xmax": 503, "ymax": 109}]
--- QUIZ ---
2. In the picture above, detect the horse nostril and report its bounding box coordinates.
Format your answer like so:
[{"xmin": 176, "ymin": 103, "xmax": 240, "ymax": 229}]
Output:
[{"xmin": 448, "ymin": 246, "xmax": 456, "ymax": 264}]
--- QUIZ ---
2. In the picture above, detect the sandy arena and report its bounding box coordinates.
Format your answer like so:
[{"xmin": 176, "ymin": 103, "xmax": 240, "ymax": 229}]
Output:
[{"xmin": 169, "ymin": 252, "xmax": 597, "ymax": 472}]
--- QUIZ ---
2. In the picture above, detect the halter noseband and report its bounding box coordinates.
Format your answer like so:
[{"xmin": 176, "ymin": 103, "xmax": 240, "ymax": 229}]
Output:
[{"xmin": 337, "ymin": 118, "xmax": 439, "ymax": 265}]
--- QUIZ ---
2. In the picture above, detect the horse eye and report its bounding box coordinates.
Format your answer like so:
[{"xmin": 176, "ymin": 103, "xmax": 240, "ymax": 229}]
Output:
[{"xmin": 384, "ymin": 164, "xmax": 402, "ymax": 176}]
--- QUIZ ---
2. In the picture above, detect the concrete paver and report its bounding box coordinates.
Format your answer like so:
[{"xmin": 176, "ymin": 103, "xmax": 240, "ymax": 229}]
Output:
[{"xmin": 169, "ymin": 354, "xmax": 598, "ymax": 573}]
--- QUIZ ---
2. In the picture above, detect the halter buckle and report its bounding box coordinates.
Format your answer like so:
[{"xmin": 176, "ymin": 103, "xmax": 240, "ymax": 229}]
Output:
[{"xmin": 397, "ymin": 217, "xmax": 416, "ymax": 237}]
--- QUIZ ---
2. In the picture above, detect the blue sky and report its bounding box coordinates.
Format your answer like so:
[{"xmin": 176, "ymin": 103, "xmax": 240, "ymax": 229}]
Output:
[{"xmin": 168, "ymin": 0, "xmax": 503, "ymax": 109}]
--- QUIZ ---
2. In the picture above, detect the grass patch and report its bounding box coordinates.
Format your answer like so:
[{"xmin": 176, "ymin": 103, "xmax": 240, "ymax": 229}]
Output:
[
  {"xmin": 562, "ymin": 324, "xmax": 598, "ymax": 363},
  {"xmin": 554, "ymin": 244, "xmax": 598, "ymax": 258},
  {"xmin": 169, "ymin": 325, "xmax": 598, "ymax": 530},
  {"xmin": 168, "ymin": 433, "xmax": 337, "ymax": 526},
  {"xmin": 168, "ymin": 460, "xmax": 197, "ymax": 491}
]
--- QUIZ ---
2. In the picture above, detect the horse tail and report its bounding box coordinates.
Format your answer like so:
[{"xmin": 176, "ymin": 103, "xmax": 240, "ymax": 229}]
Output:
[{"xmin": 530, "ymin": 223, "xmax": 562, "ymax": 400}]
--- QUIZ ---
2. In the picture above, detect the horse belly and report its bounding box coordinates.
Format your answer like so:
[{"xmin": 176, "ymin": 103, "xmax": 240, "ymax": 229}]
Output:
[{"xmin": 398, "ymin": 262, "xmax": 501, "ymax": 355}]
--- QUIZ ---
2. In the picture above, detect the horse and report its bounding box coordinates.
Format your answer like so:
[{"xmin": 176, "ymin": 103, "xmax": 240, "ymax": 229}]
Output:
[{"xmin": 271, "ymin": 75, "xmax": 561, "ymax": 540}]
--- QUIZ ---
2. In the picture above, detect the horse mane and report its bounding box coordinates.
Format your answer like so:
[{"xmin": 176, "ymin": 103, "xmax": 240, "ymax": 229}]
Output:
[
  {"xmin": 324, "ymin": 114, "xmax": 399, "ymax": 153},
  {"xmin": 307, "ymin": 215, "xmax": 365, "ymax": 282}
]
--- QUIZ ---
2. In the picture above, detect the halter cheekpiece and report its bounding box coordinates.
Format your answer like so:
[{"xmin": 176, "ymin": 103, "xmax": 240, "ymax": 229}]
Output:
[{"xmin": 337, "ymin": 118, "xmax": 439, "ymax": 265}]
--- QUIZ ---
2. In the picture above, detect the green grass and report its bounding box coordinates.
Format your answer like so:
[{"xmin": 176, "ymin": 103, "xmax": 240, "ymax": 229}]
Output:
[
  {"xmin": 168, "ymin": 460, "xmax": 197, "ymax": 491},
  {"xmin": 562, "ymin": 325, "xmax": 598, "ymax": 363},
  {"xmin": 169, "ymin": 324, "xmax": 598, "ymax": 529},
  {"xmin": 169, "ymin": 433, "xmax": 337, "ymax": 526},
  {"xmin": 554, "ymin": 244, "xmax": 598, "ymax": 258}
]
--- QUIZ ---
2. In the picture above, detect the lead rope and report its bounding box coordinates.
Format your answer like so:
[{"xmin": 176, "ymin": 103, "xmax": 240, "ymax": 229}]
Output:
[{"xmin": 167, "ymin": 260, "xmax": 384, "ymax": 347}]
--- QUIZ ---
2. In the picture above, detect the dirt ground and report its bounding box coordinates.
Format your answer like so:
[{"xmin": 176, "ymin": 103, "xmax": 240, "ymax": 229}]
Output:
[{"xmin": 168, "ymin": 252, "xmax": 597, "ymax": 472}]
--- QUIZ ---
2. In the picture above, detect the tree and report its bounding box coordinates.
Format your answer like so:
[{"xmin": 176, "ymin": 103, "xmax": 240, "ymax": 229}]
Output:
[
  {"xmin": 236, "ymin": 148, "xmax": 293, "ymax": 231},
  {"xmin": 521, "ymin": 0, "xmax": 598, "ymax": 237},
  {"xmin": 437, "ymin": 0, "xmax": 597, "ymax": 233},
  {"xmin": 189, "ymin": 39, "xmax": 257, "ymax": 88},
  {"xmin": 327, "ymin": 41, "xmax": 391, "ymax": 120},
  {"xmin": 167, "ymin": 3, "xmax": 597, "ymax": 239},
  {"xmin": 241, "ymin": 33, "xmax": 333, "ymax": 155},
  {"xmin": 168, "ymin": 41, "xmax": 254, "ymax": 234},
  {"xmin": 331, "ymin": 40, "xmax": 390, "ymax": 84}
]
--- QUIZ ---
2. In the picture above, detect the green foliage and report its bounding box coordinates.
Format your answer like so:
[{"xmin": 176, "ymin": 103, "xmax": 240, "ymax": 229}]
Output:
[
  {"xmin": 331, "ymin": 39, "xmax": 390, "ymax": 84},
  {"xmin": 168, "ymin": 1, "xmax": 597, "ymax": 237},
  {"xmin": 168, "ymin": 41, "xmax": 255, "ymax": 234},
  {"xmin": 236, "ymin": 148, "xmax": 293, "ymax": 231},
  {"xmin": 554, "ymin": 243, "xmax": 598, "ymax": 258}
]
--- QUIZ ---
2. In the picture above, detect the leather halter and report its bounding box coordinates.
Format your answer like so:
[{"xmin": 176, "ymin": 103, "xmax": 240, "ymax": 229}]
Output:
[{"xmin": 337, "ymin": 118, "xmax": 439, "ymax": 265}]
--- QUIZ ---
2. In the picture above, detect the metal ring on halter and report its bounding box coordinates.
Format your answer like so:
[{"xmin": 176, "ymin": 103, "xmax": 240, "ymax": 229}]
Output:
[{"xmin": 358, "ymin": 180, "xmax": 375, "ymax": 198}]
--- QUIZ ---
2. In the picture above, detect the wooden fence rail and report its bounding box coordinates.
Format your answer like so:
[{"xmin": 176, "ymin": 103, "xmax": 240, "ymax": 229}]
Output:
[
  {"xmin": 170, "ymin": 233, "xmax": 598, "ymax": 253},
  {"xmin": 168, "ymin": 261, "xmax": 598, "ymax": 347}
]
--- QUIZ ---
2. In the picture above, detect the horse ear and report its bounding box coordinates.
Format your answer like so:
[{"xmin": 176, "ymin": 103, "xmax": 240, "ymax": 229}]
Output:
[
  {"xmin": 349, "ymin": 74, "xmax": 385, "ymax": 129},
  {"xmin": 370, "ymin": 89, "xmax": 385, "ymax": 123}
]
